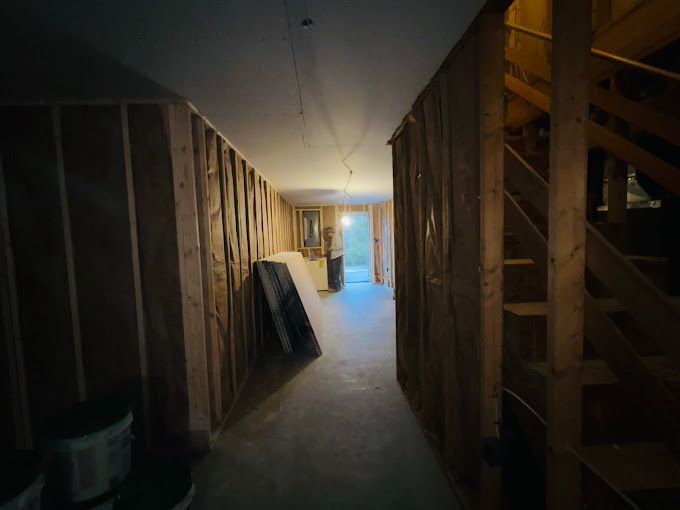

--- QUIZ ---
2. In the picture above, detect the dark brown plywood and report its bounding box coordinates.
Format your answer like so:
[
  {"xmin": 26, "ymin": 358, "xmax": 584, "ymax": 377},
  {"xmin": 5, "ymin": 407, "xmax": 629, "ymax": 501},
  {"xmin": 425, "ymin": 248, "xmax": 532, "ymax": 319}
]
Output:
[
  {"xmin": 61, "ymin": 106, "xmax": 140, "ymax": 411},
  {"xmin": 127, "ymin": 104, "xmax": 187, "ymax": 443},
  {"xmin": 0, "ymin": 106, "xmax": 79, "ymax": 443}
]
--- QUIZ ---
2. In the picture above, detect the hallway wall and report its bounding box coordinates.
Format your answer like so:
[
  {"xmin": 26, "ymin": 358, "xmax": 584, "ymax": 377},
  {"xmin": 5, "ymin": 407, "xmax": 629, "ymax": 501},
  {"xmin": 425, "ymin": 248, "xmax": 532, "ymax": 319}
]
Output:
[
  {"xmin": 0, "ymin": 100, "xmax": 295, "ymax": 454},
  {"xmin": 389, "ymin": 2, "xmax": 505, "ymax": 503}
]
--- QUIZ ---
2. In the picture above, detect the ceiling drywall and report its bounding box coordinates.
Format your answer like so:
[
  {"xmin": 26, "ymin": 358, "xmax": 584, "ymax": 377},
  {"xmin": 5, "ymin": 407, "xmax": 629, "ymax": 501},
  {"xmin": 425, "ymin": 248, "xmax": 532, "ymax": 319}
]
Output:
[{"xmin": 6, "ymin": 0, "xmax": 486, "ymax": 204}]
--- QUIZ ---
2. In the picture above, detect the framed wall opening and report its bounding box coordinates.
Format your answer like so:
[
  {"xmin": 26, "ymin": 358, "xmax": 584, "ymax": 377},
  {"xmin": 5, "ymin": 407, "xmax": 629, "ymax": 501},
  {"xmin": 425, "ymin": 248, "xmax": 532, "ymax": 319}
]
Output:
[{"xmin": 341, "ymin": 212, "xmax": 371, "ymax": 283}]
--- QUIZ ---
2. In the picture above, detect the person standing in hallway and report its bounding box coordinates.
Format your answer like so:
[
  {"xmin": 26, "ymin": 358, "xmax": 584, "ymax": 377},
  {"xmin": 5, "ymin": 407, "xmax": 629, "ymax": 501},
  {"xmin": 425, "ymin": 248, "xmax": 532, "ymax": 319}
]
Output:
[{"xmin": 325, "ymin": 226, "xmax": 344, "ymax": 292}]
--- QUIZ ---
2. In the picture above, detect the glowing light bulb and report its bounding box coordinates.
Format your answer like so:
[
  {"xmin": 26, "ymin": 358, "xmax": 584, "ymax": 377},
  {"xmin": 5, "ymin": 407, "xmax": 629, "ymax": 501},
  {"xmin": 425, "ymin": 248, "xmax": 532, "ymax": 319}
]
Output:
[{"xmin": 341, "ymin": 215, "xmax": 352, "ymax": 226}]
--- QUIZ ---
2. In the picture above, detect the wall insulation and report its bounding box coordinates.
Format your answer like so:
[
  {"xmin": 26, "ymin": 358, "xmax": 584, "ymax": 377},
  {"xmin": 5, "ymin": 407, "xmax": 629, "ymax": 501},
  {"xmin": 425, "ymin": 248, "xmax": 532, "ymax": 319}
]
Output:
[
  {"xmin": 390, "ymin": 4, "xmax": 504, "ymax": 501},
  {"xmin": 0, "ymin": 100, "xmax": 295, "ymax": 453}
]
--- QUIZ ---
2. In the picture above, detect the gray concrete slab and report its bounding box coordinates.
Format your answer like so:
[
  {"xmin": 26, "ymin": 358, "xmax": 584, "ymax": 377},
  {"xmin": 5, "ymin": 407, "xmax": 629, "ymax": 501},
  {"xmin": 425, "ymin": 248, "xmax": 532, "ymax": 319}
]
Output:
[{"xmin": 192, "ymin": 283, "xmax": 458, "ymax": 509}]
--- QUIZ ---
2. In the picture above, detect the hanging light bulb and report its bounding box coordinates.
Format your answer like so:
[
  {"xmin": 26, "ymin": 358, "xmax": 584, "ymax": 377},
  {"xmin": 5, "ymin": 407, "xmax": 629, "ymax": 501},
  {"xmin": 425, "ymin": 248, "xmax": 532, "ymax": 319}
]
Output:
[{"xmin": 341, "ymin": 215, "xmax": 352, "ymax": 226}]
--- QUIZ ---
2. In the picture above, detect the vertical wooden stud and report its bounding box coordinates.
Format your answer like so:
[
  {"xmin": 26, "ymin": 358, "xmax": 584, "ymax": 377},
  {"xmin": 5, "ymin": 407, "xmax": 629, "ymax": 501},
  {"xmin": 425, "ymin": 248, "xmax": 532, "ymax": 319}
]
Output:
[
  {"xmin": 0, "ymin": 148, "xmax": 32, "ymax": 448},
  {"xmin": 166, "ymin": 104, "xmax": 210, "ymax": 452},
  {"xmin": 120, "ymin": 103, "xmax": 151, "ymax": 442},
  {"xmin": 53, "ymin": 107, "xmax": 87, "ymax": 402},
  {"xmin": 547, "ymin": 1, "xmax": 591, "ymax": 508},
  {"xmin": 478, "ymin": 9, "xmax": 505, "ymax": 509},
  {"xmin": 191, "ymin": 117, "xmax": 222, "ymax": 426},
  {"xmin": 605, "ymin": 75, "xmax": 628, "ymax": 247}
]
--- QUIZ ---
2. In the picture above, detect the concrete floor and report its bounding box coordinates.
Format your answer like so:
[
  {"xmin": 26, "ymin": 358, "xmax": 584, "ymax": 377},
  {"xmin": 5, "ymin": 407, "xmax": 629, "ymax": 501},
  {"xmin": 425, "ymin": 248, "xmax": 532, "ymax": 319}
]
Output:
[{"xmin": 193, "ymin": 283, "xmax": 458, "ymax": 509}]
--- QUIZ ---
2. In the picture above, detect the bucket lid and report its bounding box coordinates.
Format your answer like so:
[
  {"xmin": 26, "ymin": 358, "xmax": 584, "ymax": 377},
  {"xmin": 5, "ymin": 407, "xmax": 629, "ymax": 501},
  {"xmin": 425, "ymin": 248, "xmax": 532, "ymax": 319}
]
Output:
[
  {"xmin": 114, "ymin": 461, "xmax": 193, "ymax": 509},
  {"xmin": 50, "ymin": 398, "xmax": 132, "ymax": 440},
  {"xmin": 0, "ymin": 450, "xmax": 42, "ymax": 504}
]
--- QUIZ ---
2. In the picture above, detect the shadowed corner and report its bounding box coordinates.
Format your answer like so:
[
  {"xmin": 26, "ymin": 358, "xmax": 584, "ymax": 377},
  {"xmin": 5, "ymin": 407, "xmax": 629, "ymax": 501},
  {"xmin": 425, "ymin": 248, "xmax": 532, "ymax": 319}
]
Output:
[{"xmin": 0, "ymin": 6, "xmax": 182, "ymax": 104}]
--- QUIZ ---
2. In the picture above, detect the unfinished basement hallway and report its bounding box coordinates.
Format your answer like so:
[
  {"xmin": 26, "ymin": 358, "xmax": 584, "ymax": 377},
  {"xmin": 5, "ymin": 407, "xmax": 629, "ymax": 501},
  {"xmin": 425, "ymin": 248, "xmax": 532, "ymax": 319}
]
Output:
[{"xmin": 192, "ymin": 283, "xmax": 458, "ymax": 509}]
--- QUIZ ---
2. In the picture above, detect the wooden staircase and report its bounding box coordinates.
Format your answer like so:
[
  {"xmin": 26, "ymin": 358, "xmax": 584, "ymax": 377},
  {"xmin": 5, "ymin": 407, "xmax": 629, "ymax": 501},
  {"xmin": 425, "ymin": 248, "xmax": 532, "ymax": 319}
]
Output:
[{"xmin": 501, "ymin": 12, "xmax": 680, "ymax": 507}]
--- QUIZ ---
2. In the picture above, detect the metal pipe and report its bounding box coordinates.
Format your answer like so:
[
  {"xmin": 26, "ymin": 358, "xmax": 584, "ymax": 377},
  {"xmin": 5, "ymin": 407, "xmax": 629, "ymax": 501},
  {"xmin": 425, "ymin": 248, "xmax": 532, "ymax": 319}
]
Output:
[{"xmin": 504, "ymin": 22, "xmax": 680, "ymax": 83}]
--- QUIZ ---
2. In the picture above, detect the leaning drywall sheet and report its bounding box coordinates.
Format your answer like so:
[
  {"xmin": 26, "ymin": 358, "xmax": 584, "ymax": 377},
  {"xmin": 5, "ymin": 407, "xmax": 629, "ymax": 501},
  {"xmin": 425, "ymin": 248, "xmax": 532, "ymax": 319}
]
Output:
[
  {"xmin": 255, "ymin": 259, "xmax": 322, "ymax": 356},
  {"xmin": 265, "ymin": 251, "xmax": 323, "ymax": 344}
]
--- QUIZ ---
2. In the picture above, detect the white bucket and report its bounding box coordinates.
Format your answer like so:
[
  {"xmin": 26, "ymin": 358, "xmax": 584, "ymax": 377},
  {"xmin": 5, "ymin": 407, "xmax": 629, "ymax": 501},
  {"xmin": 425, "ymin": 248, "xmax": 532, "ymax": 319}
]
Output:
[{"xmin": 50, "ymin": 410, "xmax": 133, "ymax": 503}]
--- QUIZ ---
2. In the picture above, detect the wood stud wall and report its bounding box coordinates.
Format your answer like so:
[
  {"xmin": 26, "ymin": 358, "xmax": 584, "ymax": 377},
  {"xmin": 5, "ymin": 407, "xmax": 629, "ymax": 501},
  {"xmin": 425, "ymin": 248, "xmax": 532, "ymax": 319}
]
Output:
[
  {"xmin": 390, "ymin": 6, "xmax": 505, "ymax": 506},
  {"xmin": 0, "ymin": 100, "xmax": 295, "ymax": 452}
]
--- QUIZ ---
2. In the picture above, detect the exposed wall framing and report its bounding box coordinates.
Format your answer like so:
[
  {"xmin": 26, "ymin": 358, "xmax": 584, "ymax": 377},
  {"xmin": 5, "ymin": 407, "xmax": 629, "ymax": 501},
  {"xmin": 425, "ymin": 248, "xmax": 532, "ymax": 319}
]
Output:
[
  {"xmin": 0, "ymin": 98, "xmax": 295, "ymax": 453},
  {"xmin": 389, "ymin": 4, "xmax": 505, "ymax": 506}
]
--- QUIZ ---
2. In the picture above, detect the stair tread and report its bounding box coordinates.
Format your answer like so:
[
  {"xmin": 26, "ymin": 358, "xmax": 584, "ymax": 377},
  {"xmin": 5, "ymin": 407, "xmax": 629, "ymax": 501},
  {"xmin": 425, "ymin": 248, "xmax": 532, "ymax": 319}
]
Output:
[
  {"xmin": 528, "ymin": 356, "xmax": 680, "ymax": 385},
  {"xmin": 504, "ymin": 258, "xmax": 534, "ymax": 265},
  {"xmin": 504, "ymin": 298, "xmax": 623, "ymax": 316},
  {"xmin": 578, "ymin": 442, "xmax": 680, "ymax": 492}
]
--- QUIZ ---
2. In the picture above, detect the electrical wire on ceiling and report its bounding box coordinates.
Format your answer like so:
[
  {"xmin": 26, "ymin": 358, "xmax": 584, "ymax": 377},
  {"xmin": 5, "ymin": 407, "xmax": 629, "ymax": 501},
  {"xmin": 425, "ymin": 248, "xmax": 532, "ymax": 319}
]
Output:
[
  {"xmin": 282, "ymin": 0, "xmax": 308, "ymax": 148},
  {"xmin": 282, "ymin": 0, "xmax": 356, "ymax": 214}
]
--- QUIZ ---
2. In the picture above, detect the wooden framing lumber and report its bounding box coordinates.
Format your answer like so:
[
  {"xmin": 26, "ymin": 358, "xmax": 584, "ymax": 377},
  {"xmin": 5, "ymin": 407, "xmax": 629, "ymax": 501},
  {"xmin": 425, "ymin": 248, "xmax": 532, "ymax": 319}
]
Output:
[
  {"xmin": 52, "ymin": 107, "xmax": 87, "ymax": 403},
  {"xmin": 62, "ymin": 105, "xmax": 142, "ymax": 411},
  {"xmin": 205, "ymin": 129, "xmax": 232, "ymax": 412},
  {"xmin": 588, "ymin": 121, "xmax": 680, "ymax": 195},
  {"xmin": 505, "ymin": 49, "xmax": 680, "ymax": 149},
  {"xmin": 546, "ymin": 2, "xmax": 590, "ymax": 507},
  {"xmin": 191, "ymin": 116, "xmax": 222, "ymax": 427},
  {"xmin": 121, "ymin": 103, "xmax": 151, "ymax": 442},
  {"xmin": 478, "ymin": 9, "xmax": 505, "ymax": 509},
  {"xmin": 166, "ymin": 103, "xmax": 210, "ymax": 452},
  {"xmin": 505, "ymin": 73, "xmax": 680, "ymax": 196},
  {"xmin": 585, "ymin": 224, "xmax": 680, "ymax": 368},
  {"xmin": 233, "ymin": 152, "xmax": 251, "ymax": 370},
  {"xmin": 0, "ymin": 144, "xmax": 32, "ymax": 448},
  {"xmin": 506, "ymin": 145, "xmax": 680, "ymax": 372},
  {"xmin": 220, "ymin": 141, "xmax": 241, "ymax": 391}
]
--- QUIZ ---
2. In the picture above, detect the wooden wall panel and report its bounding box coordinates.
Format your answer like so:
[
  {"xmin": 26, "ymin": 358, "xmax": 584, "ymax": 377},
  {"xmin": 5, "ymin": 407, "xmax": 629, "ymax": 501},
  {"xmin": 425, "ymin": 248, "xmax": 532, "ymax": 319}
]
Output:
[
  {"xmin": 222, "ymin": 150, "xmax": 244, "ymax": 386},
  {"xmin": 261, "ymin": 176, "xmax": 270, "ymax": 257},
  {"xmin": 419, "ymin": 81, "xmax": 445, "ymax": 443},
  {"xmin": 244, "ymin": 163, "xmax": 258, "ymax": 363},
  {"xmin": 205, "ymin": 130, "xmax": 234, "ymax": 414},
  {"xmin": 390, "ymin": 7, "xmax": 505, "ymax": 498},
  {"xmin": 192, "ymin": 119, "xmax": 223, "ymax": 427},
  {"xmin": 447, "ymin": 35, "xmax": 482, "ymax": 484},
  {"xmin": 0, "ymin": 100, "xmax": 298, "ymax": 454},
  {"xmin": 166, "ymin": 104, "xmax": 210, "ymax": 451},
  {"xmin": 221, "ymin": 143, "xmax": 242, "ymax": 390},
  {"xmin": 0, "ymin": 106, "xmax": 76, "ymax": 446},
  {"xmin": 61, "ymin": 105, "xmax": 142, "ymax": 420},
  {"xmin": 233, "ymin": 153, "xmax": 252, "ymax": 372},
  {"xmin": 128, "ymin": 103, "xmax": 187, "ymax": 443}
]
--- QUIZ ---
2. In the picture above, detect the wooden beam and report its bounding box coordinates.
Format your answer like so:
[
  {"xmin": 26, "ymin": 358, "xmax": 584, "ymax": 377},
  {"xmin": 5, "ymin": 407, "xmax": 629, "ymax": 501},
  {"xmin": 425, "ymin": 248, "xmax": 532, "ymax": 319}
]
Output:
[
  {"xmin": 191, "ymin": 116, "xmax": 222, "ymax": 427},
  {"xmin": 505, "ymin": 76, "xmax": 680, "ymax": 196},
  {"xmin": 590, "ymin": 83, "xmax": 680, "ymax": 149},
  {"xmin": 205, "ymin": 129, "xmax": 231, "ymax": 413},
  {"xmin": 586, "ymin": 224, "xmax": 680, "ymax": 368},
  {"xmin": 166, "ymin": 104, "xmax": 210, "ymax": 452},
  {"xmin": 546, "ymin": 2, "xmax": 590, "ymax": 507},
  {"xmin": 0, "ymin": 146, "xmax": 32, "ymax": 448},
  {"xmin": 504, "ymin": 191, "xmax": 548, "ymax": 283},
  {"xmin": 505, "ymin": 75, "xmax": 551, "ymax": 114},
  {"xmin": 507, "ymin": 182, "xmax": 680, "ymax": 464},
  {"xmin": 583, "ymin": 291, "xmax": 680, "ymax": 458},
  {"xmin": 121, "ymin": 103, "xmax": 150, "ymax": 443},
  {"xmin": 53, "ymin": 107, "xmax": 87, "ymax": 402},
  {"xmin": 603, "ymin": 78, "xmax": 628, "ymax": 229},
  {"xmin": 506, "ymin": 50, "xmax": 680, "ymax": 148},
  {"xmin": 478, "ymin": 9, "xmax": 504, "ymax": 510},
  {"xmin": 218, "ymin": 138, "xmax": 239, "ymax": 397},
  {"xmin": 588, "ymin": 121, "xmax": 680, "ymax": 195}
]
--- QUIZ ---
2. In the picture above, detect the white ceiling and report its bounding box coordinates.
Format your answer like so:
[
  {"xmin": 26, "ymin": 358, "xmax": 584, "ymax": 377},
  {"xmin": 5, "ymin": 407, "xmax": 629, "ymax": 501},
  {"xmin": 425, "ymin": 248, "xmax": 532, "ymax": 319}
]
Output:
[{"xmin": 8, "ymin": 0, "xmax": 486, "ymax": 204}]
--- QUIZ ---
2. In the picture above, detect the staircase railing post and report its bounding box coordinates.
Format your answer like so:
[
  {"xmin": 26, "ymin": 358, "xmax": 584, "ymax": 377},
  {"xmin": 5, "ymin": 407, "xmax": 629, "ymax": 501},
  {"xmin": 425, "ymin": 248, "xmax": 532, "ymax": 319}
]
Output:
[{"xmin": 546, "ymin": 1, "xmax": 591, "ymax": 509}]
